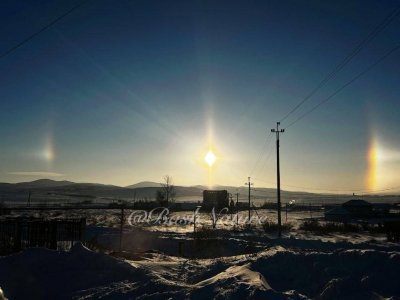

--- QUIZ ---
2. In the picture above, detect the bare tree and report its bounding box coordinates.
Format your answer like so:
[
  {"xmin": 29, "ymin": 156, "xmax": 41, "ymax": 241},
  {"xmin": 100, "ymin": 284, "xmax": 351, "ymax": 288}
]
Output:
[
  {"xmin": 157, "ymin": 175, "xmax": 175, "ymax": 206},
  {"xmin": 156, "ymin": 189, "xmax": 165, "ymax": 205}
]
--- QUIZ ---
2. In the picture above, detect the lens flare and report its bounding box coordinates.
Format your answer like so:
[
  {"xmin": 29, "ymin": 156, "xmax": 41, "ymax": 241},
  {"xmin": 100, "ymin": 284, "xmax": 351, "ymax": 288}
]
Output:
[
  {"xmin": 366, "ymin": 137, "xmax": 379, "ymax": 191},
  {"xmin": 43, "ymin": 133, "xmax": 55, "ymax": 163},
  {"xmin": 366, "ymin": 130, "xmax": 400, "ymax": 192}
]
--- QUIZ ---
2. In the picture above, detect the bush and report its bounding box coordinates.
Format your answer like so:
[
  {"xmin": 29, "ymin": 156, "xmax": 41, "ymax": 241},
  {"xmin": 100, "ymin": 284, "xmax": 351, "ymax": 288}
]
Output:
[
  {"xmin": 193, "ymin": 226, "xmax": 217, "ymax": 239},
  {"xmin": 385, "ymin": 221, "xmax": 400, "ymax": 242},
  {"xmin": 262, "ymin": 221, "xmax": 293, "ymax": 233},
  {"xmin": 300, "ymin": 220, "xmax": 361, "ymax": 234},
  {"xmin": 0, "ymin": 201, "xmax": 11, "ymax": 216}
]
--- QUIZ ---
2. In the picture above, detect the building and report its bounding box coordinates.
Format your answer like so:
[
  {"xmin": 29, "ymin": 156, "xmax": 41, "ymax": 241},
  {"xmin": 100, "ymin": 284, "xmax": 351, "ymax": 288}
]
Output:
[
  {"xmin": 202, "ymin": 190, "xmax": 229, "ymax": 210},
  {"xmin": 342, "ymin": 199, "xmax": 373, "ymax": 218},
  {"xmin": 324, "ymin": 206, "xmax": 352, "ymax": 222},
  {"xmin": 372, "ymin": 203, "xmax": 391, "ymax": 217},
  {"xmin": 325, "ymin": 199, "xmax": 391, "ymax": 221}
]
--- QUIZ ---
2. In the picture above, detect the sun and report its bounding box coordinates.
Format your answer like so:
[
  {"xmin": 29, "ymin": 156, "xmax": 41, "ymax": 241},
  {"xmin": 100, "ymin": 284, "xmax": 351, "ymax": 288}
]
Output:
[{"xmin": 205, "ymin": 150, "xmax": 216, "ymax": 167}]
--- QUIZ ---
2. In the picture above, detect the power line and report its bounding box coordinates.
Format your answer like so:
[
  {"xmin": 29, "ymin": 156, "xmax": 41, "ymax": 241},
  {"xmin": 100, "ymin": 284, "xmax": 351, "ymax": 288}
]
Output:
[
  {"xmin": 252, "ymin": 139, "xmax": 274, "ymax": 179},
  {"xmin": 279, "ymin": 6, "xmax": 400, "ymax": 123},
  {"xmin": 250, "ymin": 134, "xmax": 275, "ymax": 179},
  {"xmin": 0, "ymin": 1, "xmax": 87, "ymax": 60},
  {"xmin": 360, "ymin": 186, "xmax": 400, "ymax": 195},
  {"xmin": 284, "ymin": 43, "xmax": 400, "ymax": 129},
  {"xmin": 253, "ymin": 177, "xmax": 400, "ymax": 194},
  {"xmin": 255, "ymin": 141, "xmax": 275, "ymax": 177},
  {"xmin": 249, "ymin": 131, "xmax": 273, "ymax": 177}
]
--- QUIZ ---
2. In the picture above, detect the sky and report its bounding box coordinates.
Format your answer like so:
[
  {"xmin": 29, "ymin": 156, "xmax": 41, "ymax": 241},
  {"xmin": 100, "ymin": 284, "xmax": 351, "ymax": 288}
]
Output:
[{"xmin": 0, "ymin": 0, "xmax": 399, "ymax": 193}]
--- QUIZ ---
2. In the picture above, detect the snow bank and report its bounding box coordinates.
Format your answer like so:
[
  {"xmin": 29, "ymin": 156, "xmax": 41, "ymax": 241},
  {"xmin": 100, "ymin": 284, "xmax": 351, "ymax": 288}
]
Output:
[
  {"xmin": 0, "ymin": 241, "xmax": 399, "ymax": 299},
  {"xmin": 191, "ymin": 263, "xmax": 285, "ymax": 299},
  {"xmin": 250, "ymin": 247, "xmax": 400, "ymax": 299},
  {"xmin": 0, "ymin": 243, "xmax": 151, "ymax": 299},
  {"xmin": 0, "ymin": 288, "xmax": 7, "ymax": 300}
]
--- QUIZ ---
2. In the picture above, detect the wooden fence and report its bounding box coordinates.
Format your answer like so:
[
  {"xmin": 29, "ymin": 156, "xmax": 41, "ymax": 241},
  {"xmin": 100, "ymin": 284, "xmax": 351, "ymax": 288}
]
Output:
[{"xmin": 0, "ymin": 217, "xmax": 85, "ymax": 254}]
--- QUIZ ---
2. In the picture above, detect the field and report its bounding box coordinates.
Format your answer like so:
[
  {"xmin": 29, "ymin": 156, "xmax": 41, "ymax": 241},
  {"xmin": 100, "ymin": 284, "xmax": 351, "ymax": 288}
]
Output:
[
  {"xmin": 1, "ymin": 181, "xmax": 400, "ymax": 299},
  {"xmin": 1, "ymin": 206, "xmax": 399, "ymax": 299}
]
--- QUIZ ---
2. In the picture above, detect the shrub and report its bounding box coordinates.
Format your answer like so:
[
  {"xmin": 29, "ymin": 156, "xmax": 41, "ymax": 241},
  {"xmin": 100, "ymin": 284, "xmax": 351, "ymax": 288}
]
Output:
[
  {"xmin": 193, "ymin": 226, "xmax": 217, "ymax": 239},
  {"xmin": 262, "ymin": 221, "xmax": 293, "ymax": 233},
  {"xmin": 384, "ymin": 221, "xmax": 400, "ymax": 242},
  {"xmin": 300, "ymin": 220, "xmax": 361, "ymax": 233}
]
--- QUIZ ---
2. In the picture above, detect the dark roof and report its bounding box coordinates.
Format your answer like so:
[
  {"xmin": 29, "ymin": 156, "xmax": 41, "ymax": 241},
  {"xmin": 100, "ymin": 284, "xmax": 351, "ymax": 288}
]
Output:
[{"xmin": 342, "ymin": 199, "xmax": 372, "ymax": 207}]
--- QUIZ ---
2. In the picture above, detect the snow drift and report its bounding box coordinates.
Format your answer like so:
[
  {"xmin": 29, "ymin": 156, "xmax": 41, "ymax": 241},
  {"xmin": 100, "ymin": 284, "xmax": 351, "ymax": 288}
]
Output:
[{"xmin": 0, "ymin": 241, "xmax": 399, "ymax": 299}]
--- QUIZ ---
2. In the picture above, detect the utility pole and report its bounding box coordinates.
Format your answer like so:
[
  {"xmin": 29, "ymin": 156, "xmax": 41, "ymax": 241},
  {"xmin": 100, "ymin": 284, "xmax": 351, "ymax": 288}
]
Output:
[
  {"xmin": 235, "ymin": 192, "xmax": 240, "ymax": 226},
  {"xmin": 119, "ymin": 207, "xmax": 125, "ymax": 252},
  {"xmin": 193, "ymin": 207, "xmax": 197, "ymax": 233},
  {"xmin": 229, "ymin": 193, "xmax": 233, "ymax": 220},
  {"xmin": 245, "ymin": 177, "xmax": 253, "ymax": 224},
  {"xmin": 271, "ymin": 122, "xmax": 285, "ymax": 237}
]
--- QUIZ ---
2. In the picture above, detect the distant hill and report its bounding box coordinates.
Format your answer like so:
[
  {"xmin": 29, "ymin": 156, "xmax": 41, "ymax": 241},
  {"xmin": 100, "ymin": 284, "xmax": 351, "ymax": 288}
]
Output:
[
  {"xmin": 14, "ymin": 179, "xmax": 75, "ymax": 189},
  {"xmin": 126, "ymin": 181, "xmax": 161, "ymax": 189},
  {"xmin": 1, "ymin": 179, "xmax": 399, "ymax": 204},
  {"xmin": 0, "ymin": 179, "xmax": 204, "ymax": 202}
]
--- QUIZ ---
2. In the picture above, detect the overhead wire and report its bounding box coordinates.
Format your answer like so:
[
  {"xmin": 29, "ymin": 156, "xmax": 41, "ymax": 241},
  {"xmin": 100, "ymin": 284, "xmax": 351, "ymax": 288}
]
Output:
[
  {"xmin": 252, "ymin": 138, "xmax": 276, "ymax": 178},
  {"xmin": 253, "ymin": 177, "xmax": 400, "ymax": 194},
  {"xmin": 247, "ymin": 8, "xmax": 400, "ymax": 194},
  {"xmin": 0, "ymin": 0, "xmax": 88, "ymax": 60},
  {"xmin": 284, "ymin": 43, "xmax": 400, "ymax": 129},
  {"xmin": 279, "ymin": 5, "xmax": 400, "ymax": 124},
  {"xmin": 249, "ymin": 131, "xmax": 273, "ymax": 177}
]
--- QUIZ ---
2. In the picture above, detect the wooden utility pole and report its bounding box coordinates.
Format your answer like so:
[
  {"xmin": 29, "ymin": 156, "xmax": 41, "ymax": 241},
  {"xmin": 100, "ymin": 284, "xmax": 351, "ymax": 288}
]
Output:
[
  {"xmin": 229, "ymin": 193, "xmax": 233, "ymax": 220},
  {"xmin": 271, "ymin": 122, "xmax": 285, "ymax": 237},
  {"xmin": 245, "ymin": 177, "xmax": 253, "ymax": 224},
  {"xmin": 193, "ymin": 208, "xmax": 197, "ymax": 233},
  {"xmin": 119, "ymin": 207, "xmax": 124, "ymax": 252},
  {"xmin": 235, "ymin": 192, "xmax": 240, "ymax": 225}
]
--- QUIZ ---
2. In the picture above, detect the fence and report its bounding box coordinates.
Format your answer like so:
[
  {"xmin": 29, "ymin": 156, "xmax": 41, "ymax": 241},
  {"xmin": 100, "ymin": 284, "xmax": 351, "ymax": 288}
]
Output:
[{"xmin": 0, "ymin": 217, "xmax": 85, "ymax": 255}]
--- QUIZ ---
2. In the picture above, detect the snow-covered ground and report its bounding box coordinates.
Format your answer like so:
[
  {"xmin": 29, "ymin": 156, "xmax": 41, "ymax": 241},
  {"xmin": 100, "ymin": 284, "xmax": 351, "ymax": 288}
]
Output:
[
  {"xmin": 2, "ymin": 208, "xmax": 399, "ymax": 299},
  {"xmin": 82, "ymin": 208, "xmax": 390, "ymax": 250},
  {"xmin": 1, "ymin": 239, "xmax": 399, "ymax": 299}
]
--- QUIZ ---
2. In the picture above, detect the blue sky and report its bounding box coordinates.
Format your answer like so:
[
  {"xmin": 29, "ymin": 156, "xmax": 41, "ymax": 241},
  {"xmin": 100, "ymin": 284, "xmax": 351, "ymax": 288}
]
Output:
[{"xmin": 0, "ymin": 0, "xmax": 399, "ymax": 192}]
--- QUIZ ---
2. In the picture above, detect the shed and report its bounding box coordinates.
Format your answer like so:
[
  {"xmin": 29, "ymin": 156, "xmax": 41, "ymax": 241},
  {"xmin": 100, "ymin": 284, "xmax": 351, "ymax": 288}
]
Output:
[
  {"xmin": 342, "ymin": 199, "xmax": 373, "ymax": 217},
  {"xmin": 325, "ymin": 207, "xmax": 351, "ymax": 222},
  {"xmin": 203, "ymin": 190, "xmax": 229, "ymax": 210}
]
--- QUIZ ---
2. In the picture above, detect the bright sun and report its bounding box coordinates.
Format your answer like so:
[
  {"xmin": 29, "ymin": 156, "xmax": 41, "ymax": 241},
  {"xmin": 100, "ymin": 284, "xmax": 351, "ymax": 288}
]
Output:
[{"xmin": 205, "ymin": 150, "xmax": 216, "ymax": 167}]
